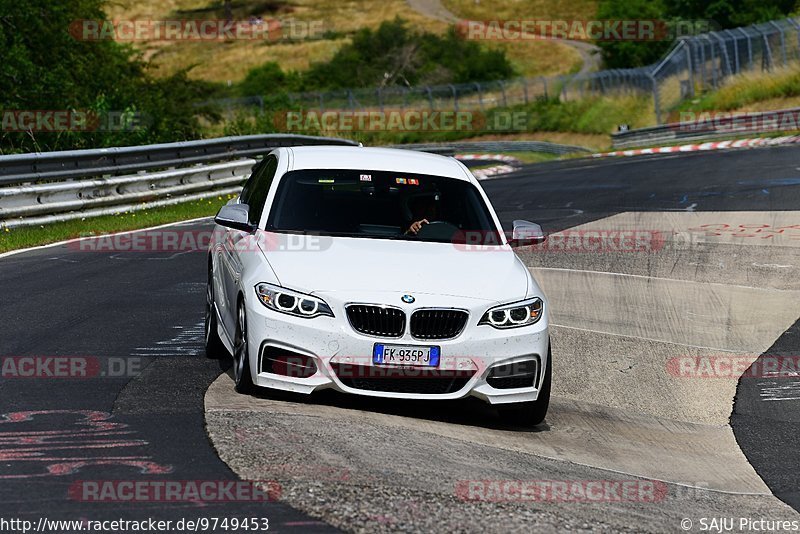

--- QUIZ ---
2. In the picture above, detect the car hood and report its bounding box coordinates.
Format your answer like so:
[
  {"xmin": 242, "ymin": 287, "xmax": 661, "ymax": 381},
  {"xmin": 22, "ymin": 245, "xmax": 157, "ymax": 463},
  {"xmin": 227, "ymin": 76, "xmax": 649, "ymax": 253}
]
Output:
[{"xmin": 258, "ymin": 233, "xmax": 531, "ymax": 303}]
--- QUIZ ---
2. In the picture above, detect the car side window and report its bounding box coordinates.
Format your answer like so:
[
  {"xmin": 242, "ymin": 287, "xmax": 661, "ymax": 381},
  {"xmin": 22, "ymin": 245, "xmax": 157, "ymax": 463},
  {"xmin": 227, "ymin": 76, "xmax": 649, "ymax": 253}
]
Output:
[
  {"xmin": 241, "ymin": 156, "xmax": 278, "ymax": 226},
  {"xmin": 239, "ymin": 159, "xmax": 266, "ymax": 207}
]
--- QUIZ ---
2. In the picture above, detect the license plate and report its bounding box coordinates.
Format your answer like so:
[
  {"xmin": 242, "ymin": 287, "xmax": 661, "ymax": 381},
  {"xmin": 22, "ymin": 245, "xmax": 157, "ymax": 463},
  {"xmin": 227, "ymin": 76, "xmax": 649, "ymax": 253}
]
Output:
[{"xmin": 373, "ymin": 344, "xmax": 440, "ymax": 367}]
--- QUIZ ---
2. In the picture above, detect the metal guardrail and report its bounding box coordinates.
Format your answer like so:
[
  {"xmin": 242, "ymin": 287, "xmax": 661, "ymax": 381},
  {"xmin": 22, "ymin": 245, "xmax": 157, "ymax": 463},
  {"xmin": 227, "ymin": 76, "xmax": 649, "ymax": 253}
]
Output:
[
  {"xmin": 0, "ymin": 134, "xmax": 591, "ymax": 229},
  {"xmin": 391, "ymin": 140, "xmax": 591, "ymax": 156},
  {"xmin": 611, "ymin": 107, "xmax": 800, "ymax": 148},
  {"xmin": 0, "ymin": 134, "xmax": 356, "ymax": 186},
  {"xmin": 0, "ymin": 134, "xmax": 357, "ymax": 229}
]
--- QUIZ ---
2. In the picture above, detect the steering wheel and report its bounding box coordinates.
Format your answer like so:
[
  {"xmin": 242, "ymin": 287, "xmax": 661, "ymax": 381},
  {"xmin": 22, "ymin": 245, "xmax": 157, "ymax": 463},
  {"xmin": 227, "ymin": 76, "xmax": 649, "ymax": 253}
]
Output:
[{"xmin": 414, "ymin": 221, "xmax": 460, "ymax": 240}]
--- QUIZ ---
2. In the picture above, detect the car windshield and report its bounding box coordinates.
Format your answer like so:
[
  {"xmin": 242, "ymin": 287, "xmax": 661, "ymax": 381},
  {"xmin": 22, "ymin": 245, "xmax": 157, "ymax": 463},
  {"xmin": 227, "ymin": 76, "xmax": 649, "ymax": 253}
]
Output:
[{"xmin": 265, "ymin": 169, "xmax": 503, "ymax": 244}]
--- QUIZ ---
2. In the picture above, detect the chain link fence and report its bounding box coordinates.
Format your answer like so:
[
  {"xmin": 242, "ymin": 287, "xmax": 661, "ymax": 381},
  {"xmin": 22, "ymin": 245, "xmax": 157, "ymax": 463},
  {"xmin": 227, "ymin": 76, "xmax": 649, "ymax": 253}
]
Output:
[
  {"xmin": 652, "ymin": 18, "xmax": 800, "ymax": 123},
  {"xmin": 210, "ymin": 17, "xmax": 800, "ymax": 126}
]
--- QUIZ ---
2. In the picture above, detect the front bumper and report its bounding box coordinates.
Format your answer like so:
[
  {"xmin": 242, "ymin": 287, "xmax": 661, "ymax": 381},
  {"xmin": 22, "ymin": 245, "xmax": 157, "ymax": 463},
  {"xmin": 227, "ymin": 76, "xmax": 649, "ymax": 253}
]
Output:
[{"xmin": 242, "ymin": 291, "xmax": 550, "ymax": 405}]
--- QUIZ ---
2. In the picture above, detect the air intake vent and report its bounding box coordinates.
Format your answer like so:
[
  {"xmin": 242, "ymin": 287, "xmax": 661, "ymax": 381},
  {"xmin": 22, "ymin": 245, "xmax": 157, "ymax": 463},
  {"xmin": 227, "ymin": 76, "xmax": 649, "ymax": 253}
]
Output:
[
  {"xmin": 487, "ymin": 359, "xmax": 539, "ymax": 390},
  {"xmin": 332, "ymin": 363, "xmax": 475, "ymax": 394}
]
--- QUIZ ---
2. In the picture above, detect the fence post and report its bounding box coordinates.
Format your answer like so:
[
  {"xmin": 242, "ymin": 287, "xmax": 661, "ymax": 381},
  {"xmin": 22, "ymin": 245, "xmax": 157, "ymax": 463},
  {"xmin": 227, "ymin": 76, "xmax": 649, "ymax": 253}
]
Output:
[
  {"xmin": 541, "ymin": 77, "xmax": 548, "ymax": 99},
  {"xmin": 698, "ymin": 41, "xmax": 706, "ymax": 89},
  {"xmin": 651, "ymin": 73, "xmax": 662, "ymax": 125},
  {"xmin": 788, "ymin": 18, "xmax": 800, "ymax": 53},
  {"xmin": 705, "ymin": 36, "xmax": 718, "ymax": 87},
  {"xmin": 474, "ymin": 82, "xmax": 484, "ymax": 110},
  {"xmin": 449, "ymin": 84, "xmax": 458, "ymax": 112},
  {"xmin": 376, "ymin": 87, "xmax": 384, "ymax": 112},
  {"xmin": 723, "ymin": 30, "xmax": 740, "ymax": 74},
  {"xmin": 711, "ymin": 32, "xmax": 732, "ymax": 77},
  {"xmin": 318, "ymin": 92, "xmax": 324, "ymax": 113},
  {"xmin": 753, "ymin": 25, "xmax": 774, "ymax": 71},
  {"xmin": 522, "ymin": 78, "xmax": 529, "ymax": 104},
  {"xmin": 685, "ymin": 39, "xmax": 695, "ymax": 97},
  {"xmin": 426, "ymin": 86, "xmax": 434, "ymax": 110},
  {"xmin": 769, "ymin": 21, "xmax": 788, "ymax": 65},
  {"xmin": 762, "ymin": 30, "xmax": 774, "ymax": 71},
  {"xmin": 499, "ymin": 80, "xmax": 507, "ymax": 107},
  {"xmin": 736, "ymin": 28, "xmax": 753, "ymax": 69}
]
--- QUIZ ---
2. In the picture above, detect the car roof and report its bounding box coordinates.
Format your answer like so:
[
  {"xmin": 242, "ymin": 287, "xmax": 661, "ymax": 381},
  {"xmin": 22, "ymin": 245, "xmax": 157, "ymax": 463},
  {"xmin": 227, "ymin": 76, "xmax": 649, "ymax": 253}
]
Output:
[{"xmin": 282, "ymin": 146, "xmax": 473, "ymax": 181}]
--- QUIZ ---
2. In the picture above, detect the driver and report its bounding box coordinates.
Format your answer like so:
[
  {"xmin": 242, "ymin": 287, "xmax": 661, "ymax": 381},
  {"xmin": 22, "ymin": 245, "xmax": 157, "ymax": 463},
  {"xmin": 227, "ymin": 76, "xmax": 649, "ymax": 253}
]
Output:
[{"xmin": 405, "ymin": 194, "xmax": 439, "ymax": 235}]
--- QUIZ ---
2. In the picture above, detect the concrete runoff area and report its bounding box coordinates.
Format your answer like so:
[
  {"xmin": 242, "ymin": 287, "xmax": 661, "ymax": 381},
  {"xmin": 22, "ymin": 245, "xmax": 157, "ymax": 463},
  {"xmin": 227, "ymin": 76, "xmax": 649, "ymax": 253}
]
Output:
[
  {"xmin": 207, "ymin": 372, "xmax": 766, "ymax": 493},
  {"xmin": 535, "ymin": 267, "xmax": 800, "ymax": 354},
  {"xmin": 204, "ymin": 209, "xmax": 800, "ymax": 530},
  {"xmin": 206, "ymin": 374, "xmax": 796, "ymax": 534}
]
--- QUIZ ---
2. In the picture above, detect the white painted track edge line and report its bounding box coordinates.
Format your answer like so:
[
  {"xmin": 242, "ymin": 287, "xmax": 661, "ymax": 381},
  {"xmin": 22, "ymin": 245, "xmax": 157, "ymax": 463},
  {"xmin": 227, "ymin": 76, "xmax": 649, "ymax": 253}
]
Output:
[{"xmin": 0, "ymin": 216, "xmax": 214, "ymax": 261}]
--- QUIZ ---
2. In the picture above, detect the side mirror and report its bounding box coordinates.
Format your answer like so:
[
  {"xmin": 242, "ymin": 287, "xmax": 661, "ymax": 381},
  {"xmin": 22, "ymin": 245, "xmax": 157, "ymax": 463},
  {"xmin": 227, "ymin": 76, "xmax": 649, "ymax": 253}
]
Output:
[
  {"xmin": 511, "ymin": 220, "xmax": 546, "ymax": 247},
  {"xmin": 214, "ymin": 204, "xmax": 256, "ymax": 233}
]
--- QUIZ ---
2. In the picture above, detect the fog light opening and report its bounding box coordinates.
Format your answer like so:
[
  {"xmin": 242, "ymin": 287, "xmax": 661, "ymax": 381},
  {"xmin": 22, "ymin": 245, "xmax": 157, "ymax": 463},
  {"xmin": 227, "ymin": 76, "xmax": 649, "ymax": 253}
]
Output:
[{"xmin": 261, "ymin": 347, "xmax": 318, "ymax": 378}]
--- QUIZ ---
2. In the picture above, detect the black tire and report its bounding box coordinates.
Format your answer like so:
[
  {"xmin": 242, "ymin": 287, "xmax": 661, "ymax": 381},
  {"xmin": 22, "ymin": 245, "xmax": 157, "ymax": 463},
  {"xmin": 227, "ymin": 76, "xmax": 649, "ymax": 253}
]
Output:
[
  {"xmin": 499, "ymin": 343, "xmax": 552, "ymax": 428},
  {"xmin": 205, "ymin": 273, "xmax": 228, "ymax": 359},
  {"xmin": 233, "ymin": 299, "xmax": 256, "ymax": 394}
]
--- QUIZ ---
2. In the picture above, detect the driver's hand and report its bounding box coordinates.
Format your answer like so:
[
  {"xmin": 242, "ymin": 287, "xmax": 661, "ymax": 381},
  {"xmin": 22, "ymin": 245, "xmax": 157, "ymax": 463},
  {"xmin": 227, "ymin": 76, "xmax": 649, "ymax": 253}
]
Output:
[{"xmin": 407, "ymin": 219, "xmax": 429, "ymax": 235}]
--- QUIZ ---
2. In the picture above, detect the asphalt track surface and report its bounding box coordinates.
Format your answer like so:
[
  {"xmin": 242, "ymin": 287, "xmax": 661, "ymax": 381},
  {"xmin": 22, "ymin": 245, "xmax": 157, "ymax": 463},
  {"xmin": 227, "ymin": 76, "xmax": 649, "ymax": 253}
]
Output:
[{"xmin": 1, "ymin": 145, "xmax": 799, "ymax": 531}]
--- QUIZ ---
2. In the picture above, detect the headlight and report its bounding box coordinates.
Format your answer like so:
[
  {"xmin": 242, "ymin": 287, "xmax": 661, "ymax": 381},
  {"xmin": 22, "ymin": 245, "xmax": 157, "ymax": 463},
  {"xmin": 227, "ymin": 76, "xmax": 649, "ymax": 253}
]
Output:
[
  {"xmin": 479, "ymin": 298, "xmax": 543, "ymax": 329},
  {"xmin": 255, "ymin": 283, "xmax": 334, "ymax": 318}
]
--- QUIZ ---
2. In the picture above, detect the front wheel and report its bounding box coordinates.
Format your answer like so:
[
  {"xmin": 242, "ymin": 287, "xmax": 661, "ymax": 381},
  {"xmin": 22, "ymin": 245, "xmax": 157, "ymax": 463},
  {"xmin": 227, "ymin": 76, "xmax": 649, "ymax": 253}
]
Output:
[
  {"xmin": 205, "ymin": 274, "xmax": 227, "ymax": 359},
  {"xmin": 499, "ymin": 344, "xmax": 551, "ymax": 428},
  {"xmin": 233, "ymin": 300, "xmax": 256, "ymax": 394}
]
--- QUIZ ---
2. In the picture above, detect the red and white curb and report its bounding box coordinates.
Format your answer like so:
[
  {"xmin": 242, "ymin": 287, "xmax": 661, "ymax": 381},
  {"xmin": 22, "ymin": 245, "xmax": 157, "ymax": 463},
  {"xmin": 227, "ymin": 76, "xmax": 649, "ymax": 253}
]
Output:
[
  {"xmin": 456, "ymin": 154, "xmax": 521, "ymax": 164},
  {"xmin": 593, "ymin": 135, "xmax": 800, "ymax": 158},
  {"xmin": 455, "ymin": 154, "xmax": 521, "ymax": 180}
]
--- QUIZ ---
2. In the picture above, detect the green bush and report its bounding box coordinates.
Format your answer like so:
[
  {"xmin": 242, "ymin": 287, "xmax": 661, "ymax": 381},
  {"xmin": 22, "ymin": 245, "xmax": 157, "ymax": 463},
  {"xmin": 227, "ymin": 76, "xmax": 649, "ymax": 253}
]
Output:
[{"xmin": 237, "ymin": 18, "xmax": 516, "ymax": 96}]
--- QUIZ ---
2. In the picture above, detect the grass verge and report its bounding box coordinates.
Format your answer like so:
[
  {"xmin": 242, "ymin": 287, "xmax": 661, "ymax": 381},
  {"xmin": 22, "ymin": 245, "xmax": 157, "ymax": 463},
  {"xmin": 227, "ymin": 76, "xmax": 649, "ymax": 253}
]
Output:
[
  {"xmin": 678, "ymin": 63, "xmax": 800, "ymax": 113},
  {"xmin": 0, "ymin": 195, "xmax": 234, "ymax": 254}
]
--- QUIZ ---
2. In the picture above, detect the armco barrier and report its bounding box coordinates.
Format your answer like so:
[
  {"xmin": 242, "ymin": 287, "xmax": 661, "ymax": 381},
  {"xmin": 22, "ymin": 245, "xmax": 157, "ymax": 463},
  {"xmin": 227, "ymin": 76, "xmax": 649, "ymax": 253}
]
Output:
[
  {"xmin": 0, "ymin": 135, "xmax": 585, "ymax": 229},
  {"xmin": 0, "ymin": 134, "xmax": 357, "ymax": 229},
  {"xmin": 390, "ymin": 140, "xmax": 590, "ymax": 156},
  {"xmin": 611, "ymin": 107, "xmax": 800, "ymax": 148}
]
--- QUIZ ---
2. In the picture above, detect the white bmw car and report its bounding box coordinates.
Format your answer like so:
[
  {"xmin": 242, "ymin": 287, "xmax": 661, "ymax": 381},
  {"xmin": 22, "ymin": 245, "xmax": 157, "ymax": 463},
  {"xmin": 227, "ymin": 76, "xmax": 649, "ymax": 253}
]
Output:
[{"xmin": 206, "ymin": 146, "xmax": 551, "ymax": 426}]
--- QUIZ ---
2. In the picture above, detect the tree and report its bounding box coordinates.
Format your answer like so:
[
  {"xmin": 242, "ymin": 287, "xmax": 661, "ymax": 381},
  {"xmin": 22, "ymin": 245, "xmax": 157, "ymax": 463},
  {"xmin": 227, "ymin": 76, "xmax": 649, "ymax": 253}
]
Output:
[{"xmin": 0, "ymin": 0, "xmax": 215, "ymax": 152}]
